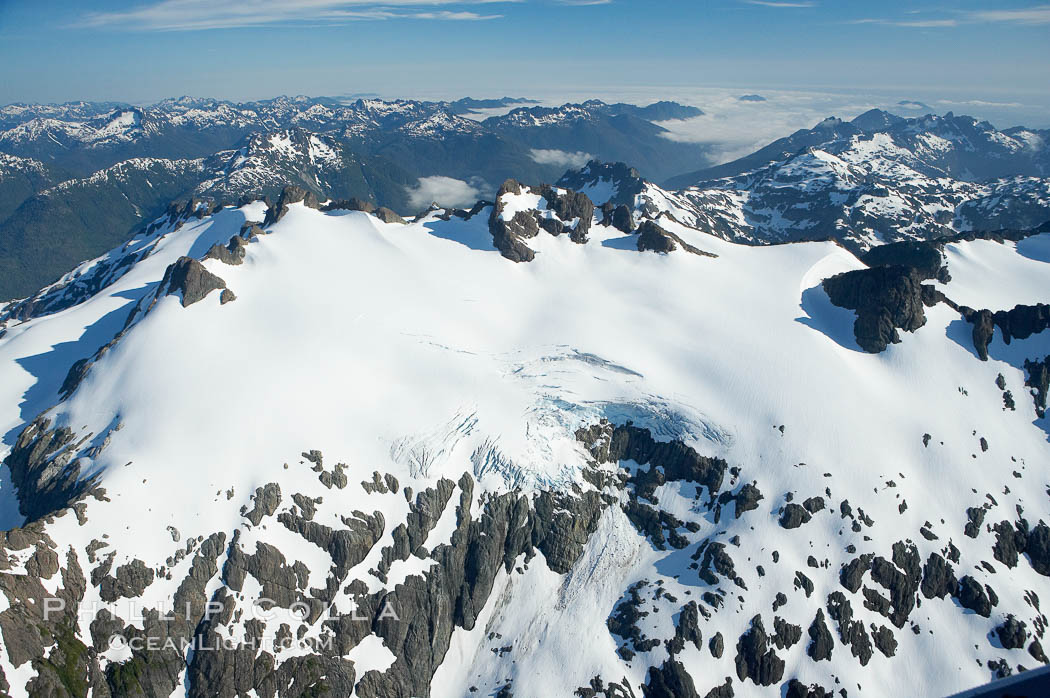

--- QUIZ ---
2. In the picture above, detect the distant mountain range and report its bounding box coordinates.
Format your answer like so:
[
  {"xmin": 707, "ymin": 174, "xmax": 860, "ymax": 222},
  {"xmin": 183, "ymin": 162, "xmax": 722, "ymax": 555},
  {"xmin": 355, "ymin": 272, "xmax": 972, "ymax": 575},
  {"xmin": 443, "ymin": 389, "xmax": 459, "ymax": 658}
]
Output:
[
  {"xmin": 0, "ymin": 95, "xmax": 705, "ymax": 182},
  {"xmin": 1, "ymin": 97, "xmax": 1048, "ymax": 302},
  {"xmin": 580, "ymin": 109, "xmax": 1050, "ymax": 251},
  {"xmin": 665, "ymin": 109, "xmax": 1050, "ymax": 187},
  {"xmin": 0, "ymin": 96, "xmax": 710, "ymax": 299}
]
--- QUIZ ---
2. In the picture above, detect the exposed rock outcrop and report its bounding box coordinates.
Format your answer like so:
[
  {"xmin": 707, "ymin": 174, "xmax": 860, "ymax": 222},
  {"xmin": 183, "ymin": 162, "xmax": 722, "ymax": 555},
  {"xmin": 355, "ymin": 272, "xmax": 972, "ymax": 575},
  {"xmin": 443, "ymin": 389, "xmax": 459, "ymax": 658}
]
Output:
[
  {"xmin": 159, "ymin": 256, "xmax": 231, "ymax": 307},
  {"xmin": 859, "ymin": 239, "xmax": 948, "ymax": 282},
  {"xmin": 996, "ymin": 615, "xmax": 1028, "ymax": 649},
  {"xmin": 779, "ymin": 503, "xmax": 812, "ymax": 529},
  {"xmin": 262, "ymin": 185, "xmax": 321, "ymax": 226},
  {"xmin": 960, "ymin": 303, "xmax": 1050, "ymax": 361},
  {"xmin": 636, "ymin": 220, "xmax": 713, "ymax": 257},
  {"xmin": 957, "ymin": 575, "xmax": 995, "ymax": 617},
  {"xmin": 3, "ymin": 417, "xmax": 96, "ymax": 521},
  {"xmin": 806, "ymin": 609, "xmax": 833, "ymax": 661},
  {"xmin": 667, "ymin": 601, "xmax": 703, "ymax": 654},
  {"xmin": 577, "ymin": 420, "xmax": 728, "ymax": 496},
  {"xmin": 734, "ymin": 616, "xmax": 785, "ymax": 686},
  {"xmin": 538, "ymin": 184, "xmax": 594, "ymax": 243},
  {"xmin": 1024, "ymin": 356, "xmax": 1050, "ymax": 418},
  {"xmin": 610, "ymin": 204, "xmax": 635, "ymax": 233},
  {"xmin": 785, "ymin": 679, "xmax": 833, "ymax": 698},
  {"xmin": 322, "ymin": 197, "xmax": 376, "ymax": 214},
  {"xmin": 823, "ymin": 265, "xmax": 932, "ymax": 352},
  {"xmin": 489, "ymin": 180, "xmax": 538, "ymax": 263},
  {"xmin": 205, "ymin": 234, "xmax": 249, "ymax": 265},
  {"xmin": 374, "ymin": 206, "xmax": 406, "ymax": 224},
  {"xmin": 643, "ymin": 659, "xmax": 700, "ymax": 698}
]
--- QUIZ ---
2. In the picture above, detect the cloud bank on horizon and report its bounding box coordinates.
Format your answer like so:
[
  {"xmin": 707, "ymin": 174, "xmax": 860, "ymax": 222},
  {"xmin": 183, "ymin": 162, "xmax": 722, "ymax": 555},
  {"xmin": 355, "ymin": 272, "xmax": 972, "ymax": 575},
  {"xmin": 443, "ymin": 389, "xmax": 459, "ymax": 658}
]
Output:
[{"xmin": 0, "ymin": 0, "xmax": 1045, "ymax": 123}]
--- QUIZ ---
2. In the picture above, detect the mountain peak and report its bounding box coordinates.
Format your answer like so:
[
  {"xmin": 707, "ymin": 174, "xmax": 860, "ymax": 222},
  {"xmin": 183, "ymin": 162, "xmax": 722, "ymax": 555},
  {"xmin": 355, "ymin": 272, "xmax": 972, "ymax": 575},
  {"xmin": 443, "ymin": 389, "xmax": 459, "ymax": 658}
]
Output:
[
  {"xmin": 557, "ymin": 160, "xmax": 646, "ymax": 207},
  {"xmin": 850, "ymin": 108, "xmax": 905, "ymax": 131}
]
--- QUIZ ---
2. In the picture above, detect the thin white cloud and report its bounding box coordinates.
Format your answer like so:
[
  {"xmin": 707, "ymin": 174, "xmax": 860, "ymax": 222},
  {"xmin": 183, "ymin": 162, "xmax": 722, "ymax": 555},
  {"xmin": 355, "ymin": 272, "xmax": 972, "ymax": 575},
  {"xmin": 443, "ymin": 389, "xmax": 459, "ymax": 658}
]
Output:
[
  {"xmin": 741, "ymin": 1, "xmax": 815, "ymax": 7},
  {"xmin": 80, "ymin": 0, "xmax": 512, "ymax": 31},
  {"xmin": 851, "ymin": 4, "xmax": 1050, "ymax": 29},
  {"xmin": 555, "ymin": 0, "xmax": 612, "ymax": 5},
  {"xmin": 850, "ymin": 17, "xmax": 957, "ymax": 27},
  {"xmin": 969, "ymin": 4, "xmax": 1050, "ymax": 24},
  {"xmin": 937, "ymin": 99, "xmax": 1025, "ymax": 109},
  {"xmin": 893, "ymin": 19, "xmax": 957, "ymax": 27},
  {"xmin": 406, "ymin": 176, "xmax": 481, "ymax": 208},
  {"xmin": 529, "ymin": 148, "xmax": 594, "ymax": 168}
]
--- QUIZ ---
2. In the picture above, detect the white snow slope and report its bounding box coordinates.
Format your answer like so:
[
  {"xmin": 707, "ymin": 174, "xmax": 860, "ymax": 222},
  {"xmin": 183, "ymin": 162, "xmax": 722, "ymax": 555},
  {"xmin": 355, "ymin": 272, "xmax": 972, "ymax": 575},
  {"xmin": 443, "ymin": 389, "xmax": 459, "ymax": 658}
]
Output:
[{"xmin": 0, "ymin": 189, "xmax": 1048, "ymax": 698}]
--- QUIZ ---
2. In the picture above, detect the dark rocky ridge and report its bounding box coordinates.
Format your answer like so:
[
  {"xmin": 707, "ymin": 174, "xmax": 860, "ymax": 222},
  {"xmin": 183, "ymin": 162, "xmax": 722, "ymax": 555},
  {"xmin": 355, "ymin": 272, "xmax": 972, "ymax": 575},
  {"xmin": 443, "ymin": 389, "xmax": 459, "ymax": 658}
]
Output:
[
  {"xmin": 487, "ymin": 179, "xmax": 598, "ymax": 262},
  {"xmin": 557, "ymin": 161, "xmax": 646, "ymax": 208},
  {"xmin": 538, "ymin": 184, "xmax": 594, "ymax": 243},
  {"xmin": 1026, "ymin": 356, "xmax": 1050, "ymax": 418},
  {"xmin": 2, "ymin": 417, "xmax": 99, "ymax": 522},
  {"xmin": 576, "ymin": 420, "xmax": 728, "ymax": 497},
  {"xmin": 859, "ymin": 239, "xmax": 949, "ymax": 282},
  {"xmin": 262, "ymin": 185, "xmax": 321, "ymax": 226},
  {"xmin": 488, "ymin": 179, "xmax": 538, "ymax": 263},
  {"xmin": 959, "ymin": 303, "xmax": 1050, "ymax": 361}
]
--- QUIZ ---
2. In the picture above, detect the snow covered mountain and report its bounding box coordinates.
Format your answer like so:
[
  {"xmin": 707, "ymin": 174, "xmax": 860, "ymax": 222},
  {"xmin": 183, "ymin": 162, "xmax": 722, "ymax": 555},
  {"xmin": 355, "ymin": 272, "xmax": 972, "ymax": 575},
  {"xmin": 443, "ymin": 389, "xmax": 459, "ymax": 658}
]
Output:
[
  {"xmin": 672, "ymin": 141, "xmax": 1050, "ymax": 249},
  {"xmin": 0, "ymin": 97, "xmax": 707, "ymax": 183},
  {"xmin": 0, "ymin": 127, "xmax": 418, "ymax": 301},
  {"xmin": 665, "ymin": 110, "xmax": 1050, "ymax": 188},
  {"xmin": 0, "ymin": 154, "xmax": 60, "ymax": 222},
  {"xmin": 653, "ymin": 110, "xmax": 1050, "ymax": 250},
  {"xmin": 0, "ymin": 157, "xmax": 210, "ymax": 302},
  {"xmin": 0, "ymin": 176, "xmax": 1048, "ymax": 697},
  {"xmin": 191, "ymin": 129, "xmax": 411, "ymax": 206},
  {"xmin": 0, "ymin": 96, "xmax": 710, "ymax": 300},
  {"xmin": 561, "ymin": 121, "xmax": 1050, "ymax": 251}
]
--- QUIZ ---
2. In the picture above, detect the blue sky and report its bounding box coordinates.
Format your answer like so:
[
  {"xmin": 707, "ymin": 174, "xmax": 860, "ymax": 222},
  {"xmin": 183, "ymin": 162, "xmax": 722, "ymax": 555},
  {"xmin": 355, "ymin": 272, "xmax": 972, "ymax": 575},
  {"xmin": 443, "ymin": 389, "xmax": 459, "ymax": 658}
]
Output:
[{"xmin": 1, "ymin": 0, "xmax": 1047, "ymax": 120}]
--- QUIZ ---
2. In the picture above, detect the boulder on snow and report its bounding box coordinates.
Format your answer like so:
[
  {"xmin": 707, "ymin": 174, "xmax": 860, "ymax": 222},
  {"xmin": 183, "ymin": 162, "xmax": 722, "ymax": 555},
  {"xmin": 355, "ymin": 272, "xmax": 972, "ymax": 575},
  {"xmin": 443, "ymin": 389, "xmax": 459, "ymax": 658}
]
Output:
[
  {"xmin": 374, "ymin": 206, "xmax": 406, "ymax": 224},
  {"xmin": 636, "ymin": 220, "xmax": 713, "ymax": 256},
  {"xmin": 159, "ymin": 257, "xmax": 230, "ymax": 307}
]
